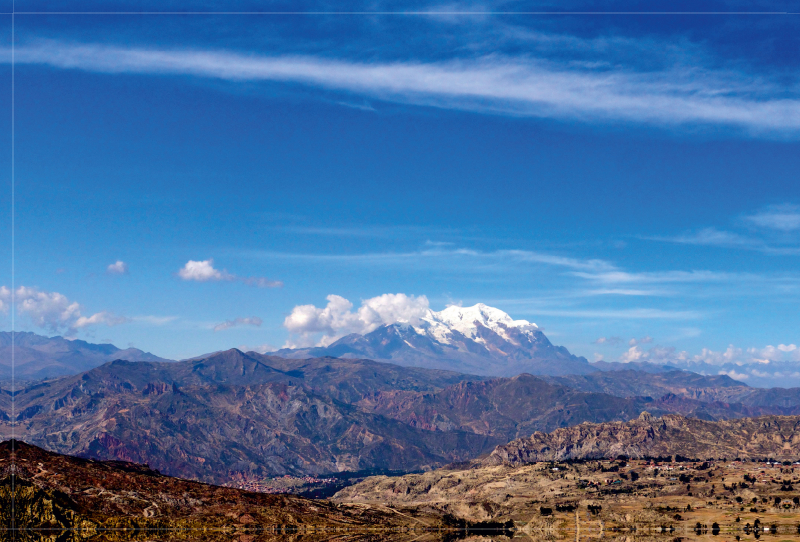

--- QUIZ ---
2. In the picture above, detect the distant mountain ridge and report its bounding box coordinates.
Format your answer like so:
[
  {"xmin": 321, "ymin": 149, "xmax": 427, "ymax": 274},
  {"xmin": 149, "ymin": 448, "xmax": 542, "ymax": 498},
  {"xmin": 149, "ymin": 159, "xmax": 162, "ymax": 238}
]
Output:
[
  {"xmin": 5, "ymin": 348, "xmax": 800, "ymax": 483},
  {"xmin": 0, "ymin": 331, "xmax": 170, "ymax": 380},
  {"xmin": 272, "ymin": 303, "xmax": 594, "ymax": 376}
]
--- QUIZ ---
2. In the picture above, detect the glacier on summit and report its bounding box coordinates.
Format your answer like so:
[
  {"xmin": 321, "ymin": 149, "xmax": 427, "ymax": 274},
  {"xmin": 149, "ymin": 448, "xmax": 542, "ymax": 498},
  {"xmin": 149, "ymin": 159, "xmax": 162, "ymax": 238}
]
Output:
[
  {"xmin": 413, "ymin": 303, "xmax": 539, "ymax": 346},
  {"xmin": 272, "ymin": 303, "xmax": 592, "ymax": 377}
]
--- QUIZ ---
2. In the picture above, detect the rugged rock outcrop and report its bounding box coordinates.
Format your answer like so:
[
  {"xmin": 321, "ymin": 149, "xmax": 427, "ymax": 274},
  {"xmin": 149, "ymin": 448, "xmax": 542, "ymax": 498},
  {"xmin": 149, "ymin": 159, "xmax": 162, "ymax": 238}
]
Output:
[{"xmin": 485, "ymin": 412, "xmax": 800, "ymax": 465}]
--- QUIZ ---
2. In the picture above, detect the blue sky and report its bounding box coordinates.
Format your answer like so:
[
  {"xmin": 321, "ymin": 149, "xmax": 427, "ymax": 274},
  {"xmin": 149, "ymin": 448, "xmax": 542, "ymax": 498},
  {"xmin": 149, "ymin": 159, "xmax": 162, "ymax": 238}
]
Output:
[{"xmin": 1, "ymin": 1, "xmax": 800, "ymax": 370}]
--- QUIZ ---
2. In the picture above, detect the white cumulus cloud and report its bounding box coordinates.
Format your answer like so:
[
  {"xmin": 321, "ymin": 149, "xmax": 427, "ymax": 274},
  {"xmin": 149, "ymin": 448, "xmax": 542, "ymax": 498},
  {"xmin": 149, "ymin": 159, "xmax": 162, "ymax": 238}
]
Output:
[
  {"xmin": 107, "ymin": 260, "xmax": 129, "ymax": 274},
  {"xmin": 178, "ymin": 259, "xmax": 234, "ymax": 282},
  {"xmin": 178, "ymin": 259, "xmax": 282, "ymax": 287},
  {"xmin": 283, "ymin": 293, "xmax": 430, "ymax": 347},
  {"xmin": 619, "ymin": 345, "xmax": 646, "ymax": 363},
  {"xmin": 0, "ymin": 285, "xmax": 127, "ymax": 334}
]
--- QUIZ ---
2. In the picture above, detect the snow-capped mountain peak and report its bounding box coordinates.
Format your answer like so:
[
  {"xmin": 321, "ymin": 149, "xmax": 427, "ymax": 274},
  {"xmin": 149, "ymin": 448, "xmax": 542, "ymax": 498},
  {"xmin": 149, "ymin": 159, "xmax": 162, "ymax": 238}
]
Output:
[
  {"xmin": 413, "ymin": 303, "xmax": 538, "ymax": 345},
  {"xmin": 273, "ymin": 301, "xmax": 591, "ymax": 376}
]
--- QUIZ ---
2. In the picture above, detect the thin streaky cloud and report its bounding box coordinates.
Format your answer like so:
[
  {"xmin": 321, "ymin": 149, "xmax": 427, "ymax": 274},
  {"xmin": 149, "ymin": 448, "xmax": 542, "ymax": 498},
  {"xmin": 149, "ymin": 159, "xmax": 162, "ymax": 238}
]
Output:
[
  {"xmin": 527, "ymin": 308, "xmax": 703, "ymax": 320},
  {"xmin": 571, "ymin": 269, "xmax": 766, "ymax": 285},
  {"xmin": 245, "ymin": 247, "xmax": 800, "ymax": 290},
  {"xmin": 584, "ymin": 288, "xmax": 671, "ymax": 296},
  {"xmin": 242, "ymin": 247, "xmax": 615, "ymax": 272},
  {"xmin": 7, "ymin": 41, "xmax": 800, "ymax": 135},
  {"xmin": 646, "ymin": 228, "xmax": 757, "ymax": 248},
  {"xmin": 132, "ymin": 315, "xmax": 179, "ymax": 325},
  {"xmin": 213, "ymin": 316, "xmax": 263, "ymax": 332},
  {"xmin": 744, "ymin": 204, "xmax": 800, "ymax": 232},
  {"xmin": 276, "ymin": 224, "xmax": 462, "ymax": 238},
  {"xmin": 241, "ymin": 277, "xmax": 284, "ymax": 288},
  {"xmin": 643, "ymin": 227, "xmax": 800, "ymax": 255},
  {"xmin": 335, "ymin": 100, "xmax": 377, "ymax": 112}
]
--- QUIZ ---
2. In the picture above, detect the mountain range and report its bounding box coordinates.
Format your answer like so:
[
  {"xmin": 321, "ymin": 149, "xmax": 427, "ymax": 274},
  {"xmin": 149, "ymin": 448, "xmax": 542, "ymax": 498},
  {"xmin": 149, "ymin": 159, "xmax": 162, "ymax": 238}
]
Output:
[
  {"xmin": 5, "ymin": 347, "xmax": 800, "ymax": 484},
  {"xmin": 4, "ymin": 303, "xmax": 794, "ymax": 387},
  {"xmin": 272, "ymin": 303, "xmax": 593, "ymax": 376},
  {"xmin": 0, "ymin": 331, "xmax": 170, "ymax": 380}
]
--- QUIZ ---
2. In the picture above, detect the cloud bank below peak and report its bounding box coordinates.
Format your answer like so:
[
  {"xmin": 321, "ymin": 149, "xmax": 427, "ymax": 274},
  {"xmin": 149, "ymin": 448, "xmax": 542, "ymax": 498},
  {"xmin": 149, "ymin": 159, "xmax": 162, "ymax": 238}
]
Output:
[{"xmin": 7, "ymin": 40, "xmax": 800, "ymax": 136}]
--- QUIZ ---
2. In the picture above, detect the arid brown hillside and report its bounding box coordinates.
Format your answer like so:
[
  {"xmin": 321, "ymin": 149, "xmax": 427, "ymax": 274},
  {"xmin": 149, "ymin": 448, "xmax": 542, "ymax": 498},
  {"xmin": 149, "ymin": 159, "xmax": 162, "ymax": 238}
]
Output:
[
  {"xmin": 485, "ymin": 412, "xmax": 800, "ymax": 465},
  {"xmin": 0, "ymin": 440, "xmax": 436, "ymax": 531}
]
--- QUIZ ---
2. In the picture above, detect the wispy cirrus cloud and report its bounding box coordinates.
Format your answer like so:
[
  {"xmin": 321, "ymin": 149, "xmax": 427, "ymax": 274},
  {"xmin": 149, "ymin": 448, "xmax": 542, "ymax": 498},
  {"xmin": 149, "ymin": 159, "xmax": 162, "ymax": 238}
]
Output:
[
  {"xmin": 646, "ymin": 228, "xmax": 758, "ymax": 249},
  {"xmin": 642, "ymin": 228, "xmax": 800, "ymax": 255},
  {"xmin": 594, "ymin": 336, "xmax": 623, "ymax": 345},
  {"xmin": 571, "ymin": 269, "xmax": 742, "ymax": 284},
  {"xmin": 6, "ymin": 40, "xmax": 800, "ymax": 136},
  {"xmin": 276, "ymin": 223, "xmax": 463, "ymax": 239},
  {"xmin": 533, "ymin": 308, "xmax": 702, "ymax": 320},
  {"xmin": 213, "ymin": 316, "xmax": 263, "ymax": 332},
  {"xmin": 131, "ymin": 315, "xmax": 179, "ymax": 326},
  {"xmin": 744, "ymin": 204, "xmax": 800, "ymax": 232},
  {"xmin": 643, "ymin": 204, "xmax": 800, "ymax": 254},
  {"xmin": 245, "ymin": 247, "xmax": 614, "ymax": 273},
  {"xmin": 584, "ymin": 288, "xmax": 672, "ymax": 296}
]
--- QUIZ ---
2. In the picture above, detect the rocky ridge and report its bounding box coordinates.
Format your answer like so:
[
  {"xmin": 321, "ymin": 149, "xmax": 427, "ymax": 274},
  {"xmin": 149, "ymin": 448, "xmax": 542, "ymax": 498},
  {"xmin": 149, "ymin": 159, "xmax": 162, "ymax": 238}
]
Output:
[{"xmin": 485, "ymin": 412, "xmax": 800, "ymax": 465}]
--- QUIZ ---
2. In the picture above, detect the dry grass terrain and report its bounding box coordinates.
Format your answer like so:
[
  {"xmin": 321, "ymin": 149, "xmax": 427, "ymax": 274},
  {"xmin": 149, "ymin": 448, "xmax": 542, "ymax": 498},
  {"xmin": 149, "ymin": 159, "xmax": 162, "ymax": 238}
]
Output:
[{"xmin": 336, "ymin": 455, "xmax": 800, "ymax": 535}]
